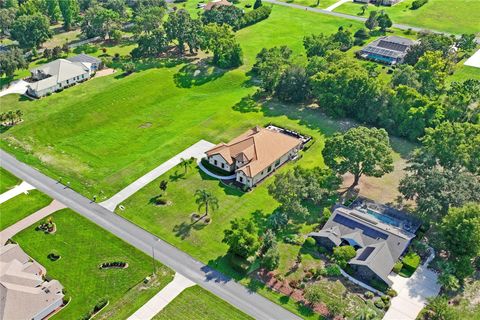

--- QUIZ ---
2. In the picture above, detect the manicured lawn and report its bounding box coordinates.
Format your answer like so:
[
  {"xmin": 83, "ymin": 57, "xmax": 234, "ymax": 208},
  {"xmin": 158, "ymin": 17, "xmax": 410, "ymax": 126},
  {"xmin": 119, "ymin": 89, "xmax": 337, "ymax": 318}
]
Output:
[
  {"xmin": 153, "ymin": 285, "xmax": 253, "ymax": 320},
  {"xmin": 334, "ymin": 0, "xmax": 480, "ymax": 35},
  {"xmin": 277, "ymin": 0, "xmax": 339, "ymax": 9},
  {"xmin": 13, "ymin": 209, "xmax": 174, "ymax": 320},
  {"xmin": 0, "ymin": 167, "xmax": 20, "ymax": 194},
  {"xmin": 0, "ymin": 190, "xmax": 51, "ymax": 230}
]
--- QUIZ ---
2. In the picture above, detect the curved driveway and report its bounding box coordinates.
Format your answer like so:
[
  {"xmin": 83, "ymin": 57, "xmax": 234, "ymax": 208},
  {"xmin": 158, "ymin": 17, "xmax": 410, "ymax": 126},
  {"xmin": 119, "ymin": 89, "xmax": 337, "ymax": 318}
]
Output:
[{"xmin": 0, "ymin": 149, "xmax": 301, "ymax": 320}]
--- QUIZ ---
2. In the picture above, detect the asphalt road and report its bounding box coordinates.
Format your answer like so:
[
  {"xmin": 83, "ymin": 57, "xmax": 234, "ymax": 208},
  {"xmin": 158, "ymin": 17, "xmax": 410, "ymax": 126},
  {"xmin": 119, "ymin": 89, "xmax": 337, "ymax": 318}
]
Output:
[{"xmin": 0, "ymin": 149, "xmax": 301, "ymax": 320}]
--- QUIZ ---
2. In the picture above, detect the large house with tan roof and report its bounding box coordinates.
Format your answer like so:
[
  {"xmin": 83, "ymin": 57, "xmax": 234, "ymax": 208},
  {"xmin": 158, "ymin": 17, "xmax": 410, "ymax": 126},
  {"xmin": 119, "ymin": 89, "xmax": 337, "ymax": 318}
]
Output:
[
  {"xmin": 205, "ymin": 126, "xmax": 303, "ymax": 187},
  {"xmin": 0, "ymin": 243, "xmax": 64, "ymax": 320}
]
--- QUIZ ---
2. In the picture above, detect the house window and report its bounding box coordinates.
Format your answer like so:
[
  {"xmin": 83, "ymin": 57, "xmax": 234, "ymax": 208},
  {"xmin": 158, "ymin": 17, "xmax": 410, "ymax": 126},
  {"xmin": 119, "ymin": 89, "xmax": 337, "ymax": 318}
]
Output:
[
  {"xmin": 221, "ymin": 163, "xmax": 225, "ymax": 169},
  {"xmin": 214, "ymin": 160, "xmax": 218, "ymax": 165},
  {"xmin": 275, "ymin": 159, "xmax": 281, "ymax": 167},
  {"xmin": 268, "ymin": 165, "xmax": 272, "ymax": 173},
  {"xmin": 239, "ymin": 177, "xmax": 244, "ymax": 182}
]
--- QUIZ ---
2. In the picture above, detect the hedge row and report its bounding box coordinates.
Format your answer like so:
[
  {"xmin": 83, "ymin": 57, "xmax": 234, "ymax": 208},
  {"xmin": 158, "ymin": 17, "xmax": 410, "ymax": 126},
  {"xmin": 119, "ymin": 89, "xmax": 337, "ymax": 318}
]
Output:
[
  {"xmin": 240, "ymin": 6, "xmax": 272, "ymax": 28},
  {"xmin": 411, "ymin": 0, "xmax": 428, "ymax": 10}
]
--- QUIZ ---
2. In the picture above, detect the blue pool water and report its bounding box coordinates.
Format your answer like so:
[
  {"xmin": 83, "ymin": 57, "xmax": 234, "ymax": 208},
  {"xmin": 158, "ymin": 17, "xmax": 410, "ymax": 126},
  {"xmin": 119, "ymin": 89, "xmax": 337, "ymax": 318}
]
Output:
[{"xmin": 366, "ymin": 209, "xmax": 402, "ymax": 228}]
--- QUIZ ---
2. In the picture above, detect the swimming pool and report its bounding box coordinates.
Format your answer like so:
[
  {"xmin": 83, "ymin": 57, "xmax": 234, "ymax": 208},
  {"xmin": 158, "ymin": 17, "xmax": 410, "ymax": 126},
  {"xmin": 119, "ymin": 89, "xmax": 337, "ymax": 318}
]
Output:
[{"xmin": 366, "ymin": 209, "xmax": 402, "ymax": 228}]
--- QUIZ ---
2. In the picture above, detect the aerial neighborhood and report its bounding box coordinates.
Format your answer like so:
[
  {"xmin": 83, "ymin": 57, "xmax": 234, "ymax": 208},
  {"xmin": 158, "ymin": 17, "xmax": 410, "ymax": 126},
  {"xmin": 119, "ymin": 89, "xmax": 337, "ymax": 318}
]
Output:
[{"xmin": 0, "ymin": 0, "xmax": 479, "ymax": 319}]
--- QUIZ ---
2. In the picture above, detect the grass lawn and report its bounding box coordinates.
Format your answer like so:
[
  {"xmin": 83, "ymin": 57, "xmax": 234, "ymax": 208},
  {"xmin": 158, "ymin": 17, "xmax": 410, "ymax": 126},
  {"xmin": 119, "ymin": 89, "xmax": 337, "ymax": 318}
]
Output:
[
  {"xmin": 334, "ymin": 0, "xmax": 480, "ymax": 35},
  {"xmin": 277, "ymin": 0, "xmax": 339, "ymax": 9},
  {"xmin": 153, "ymin": 285, "xmax": 253, "ymax": 320},
  {"xmin": 13, "ymin": 209, "xmax": 174, "ymax": 320},
  {"xmin": 0, "ymin": 167, "xmax": 20, "ymax": 194},
  {"xmin": 0, "ymin": 190, "xmax": 51, "ymax": 230}
]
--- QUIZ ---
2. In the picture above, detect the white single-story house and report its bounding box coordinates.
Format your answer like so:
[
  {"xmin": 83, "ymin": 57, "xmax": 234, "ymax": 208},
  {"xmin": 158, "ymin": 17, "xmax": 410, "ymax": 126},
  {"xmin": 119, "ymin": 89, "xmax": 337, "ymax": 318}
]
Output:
[
  {"xmin": 0, "ymin": 243, "xmax": 64, "ymax": 320},
  {"xmin": 26, "ymin": 57, "xmax": 95, "ymax": 98},
  {"xmin": 205, "ymin": 126, "xmax": 303, "ymax": 187}
]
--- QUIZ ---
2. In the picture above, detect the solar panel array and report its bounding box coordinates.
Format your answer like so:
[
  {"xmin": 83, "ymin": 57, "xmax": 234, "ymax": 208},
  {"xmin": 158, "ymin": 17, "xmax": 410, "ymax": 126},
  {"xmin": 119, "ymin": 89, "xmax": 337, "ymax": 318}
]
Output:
[
  {"xmin": 357, "ymin": 246, "xmax": 375, "ymax": 261},
  {"xmin": 333, "ymin": 214, "xmax": 389, "ymax": 240},
  {"xmin": 377, "ymin": 40, "xmax": 408, "ymax": 52},
  {"xmin": 362, "ymin": 46, "xmax": 402, "ymax": 59}
]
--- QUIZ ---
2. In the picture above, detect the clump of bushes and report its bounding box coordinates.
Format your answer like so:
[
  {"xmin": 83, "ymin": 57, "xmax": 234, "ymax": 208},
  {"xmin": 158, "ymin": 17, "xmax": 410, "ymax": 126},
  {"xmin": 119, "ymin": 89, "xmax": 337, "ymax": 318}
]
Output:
[
  {"xmin": 387, "ymin": 288, "xmax": 398, "ymax": 297},
  {"xmin": 283, "ymin": 234, "xmax": 302, "ymax": 245},
  {"xmin": 100, "ymin": 261, "xmax": 128, "ymax": 269},
  {"xmin": 333, "ymin": 245, "xmax": 356, "ymax": 268},
  {"xmin": 240, "ymin": 6, "xmax": 272, "ymax": 28},
  {"xmin": 47, "ymin": 252, "xmax": 61, "ymax": 261},
  {"xmin": 393, "ymin": 261, "xmax": 403, "ymax": 273},
  {"xmin": 81, "ymin": 298, "xmax": 108, "ymax": 320},
  {"xmin": 374, "ymin": 298, "xmax": 385, "ymax": 309},
  {"xmin": 401, "ymin": 251, "xmax": 421, "ymax": 275},
  {"xmin": 303, "ymin": 237, "xmax": 316, "ymax": 249},
  {"xmin": 364, "ymin": 291, "xmax": 375, "ymax": 299},
  {"xmin": 325, "ymin": 264, "xmax": 342, "ymax": 277},
  {"xmin": 411, "ymin": 0, "xmax": 428, "ymax": 10}
]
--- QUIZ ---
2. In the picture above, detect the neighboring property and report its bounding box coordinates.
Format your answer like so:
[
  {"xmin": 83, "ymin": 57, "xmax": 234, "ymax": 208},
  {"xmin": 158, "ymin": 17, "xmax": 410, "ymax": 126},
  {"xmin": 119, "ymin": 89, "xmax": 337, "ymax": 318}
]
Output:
[
  {"xmin": 309, "ymin": 202, "xmax": 418, "ymax": 287},
  {"xmin": 205, "ymin": 126, "xmax": 305, "ymax": 188},
  {"xmin": 26, "ymin": 55, "xmax": 101, "ymax": 98},
  {"xmin": 357, "ymin": 36, "xmax": 417, "ymax": 65},
  {"xmin": 0, "ymin": 243, "xmax": 64, "ymax": 320},
  {"xmin": 67, "ymin": 53, "xmax": 103, "ymax": 72},
  {"xmin": 204, "ymin": 0, "xmax": 233, "ymax": 10},
  {"xmin": 353, "ymin": 0, "xmax": 404, "ymax": 6}
]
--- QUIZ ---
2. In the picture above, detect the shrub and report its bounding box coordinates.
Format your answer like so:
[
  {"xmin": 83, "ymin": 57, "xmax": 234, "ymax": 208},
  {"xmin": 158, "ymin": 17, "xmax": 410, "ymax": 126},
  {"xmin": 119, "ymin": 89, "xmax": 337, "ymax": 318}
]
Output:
[
  {"xmin": 402, "ymin": 252, "xmax": 421, "ymax": 274},
  {"xmin": 245, "ymin": 3, "xmax": 252, "ymax": 7},
  {"xmin": 387, "ymin": 288, "xmax": 398, "ymax": 297},
  {"xmin": 364, "ymin": 291, "xmax": 374, "ymax": 299},
  {"xmin": 333, "ymin": 245, "xmax": 356, "ymax": 268},
  {"xmin": 261, "ymin": 245, "xmax": 280, "ymax": 271},
  {"xmin": 393, "ymin": 261, "xmax": 403, "ymax": 273},
  {"xmin": 374, "ymin": 298, "xmax": 385, "ymax": 309},
  {"xmin": 94, "ymin": 298, "xmax": 108, "ymax": 312},
  {"xmin": 283, "ymin": 234, "xmax": 302, "ymax": 245},
  {"xmin": 325, "ymin": 264, "xmax": 341, "ymax": 277},
  {"xmin": 411, "ymin": 0, "xmax": 428, "ymax": 10},
  {"xmin": 303, "ymin": 237, "xmax": 316, "ymax": 248},
  {"xmin": 381, "ymin": 295, "xmax": 390, "ymax": 303},
  {"xmin": 370, "ymin": 279, "xmax": 389, "ymax": 293},
  {"xmin": 318, "ymin": 208, "xmax": 332, "ymax": 227},
  {"xmin": 240, "ymin": 6, "xmax": 272, "ymax": 28}
]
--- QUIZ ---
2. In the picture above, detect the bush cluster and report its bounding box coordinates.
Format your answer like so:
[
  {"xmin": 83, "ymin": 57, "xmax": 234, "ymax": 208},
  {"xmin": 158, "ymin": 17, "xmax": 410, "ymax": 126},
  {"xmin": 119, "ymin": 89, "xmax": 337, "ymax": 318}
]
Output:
[
  {"xmin": 411, "ymin": 0, "xmax": 428, "ymax": 10},
  {"xmin": 240, "ymin": 6, "xmax": 272, "ymax": 28},
  {"xmin": 100, "ymin": 261, "xmax": 127, "ymax": 269}
]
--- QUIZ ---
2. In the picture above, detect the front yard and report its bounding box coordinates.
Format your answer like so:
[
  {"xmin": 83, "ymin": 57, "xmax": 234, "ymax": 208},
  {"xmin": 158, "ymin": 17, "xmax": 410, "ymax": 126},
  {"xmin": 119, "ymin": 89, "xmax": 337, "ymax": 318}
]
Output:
[
  {"xmin": 13, "ymin": 209, "xmax": 174, "ymax": 320},
  {"xmin": 0, "ymin": 190, "xmax": 51, "ymax": 230},
  {"xmin": 0, "ymin": 167, "xmax": 20, "ymax": 194}
]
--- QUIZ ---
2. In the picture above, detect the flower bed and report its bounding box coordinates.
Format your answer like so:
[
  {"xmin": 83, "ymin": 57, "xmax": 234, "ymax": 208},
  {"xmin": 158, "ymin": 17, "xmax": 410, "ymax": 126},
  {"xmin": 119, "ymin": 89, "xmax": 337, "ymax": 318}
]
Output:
[{"xmin": 99, "ymin": 261, "xmax": 128, "ymax": 269}]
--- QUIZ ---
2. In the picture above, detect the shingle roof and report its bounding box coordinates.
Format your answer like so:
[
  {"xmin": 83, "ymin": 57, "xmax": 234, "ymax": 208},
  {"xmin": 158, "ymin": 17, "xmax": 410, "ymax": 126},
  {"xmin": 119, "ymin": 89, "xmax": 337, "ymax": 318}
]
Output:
[
  {"xmin": 0, "ymin": 244, "xmax": 64, "ymax": 320},
  {"xmin": 29, "ymin": 59, "xmax": 90, "ymax": 91},
  {"xmin": 350, "ymin": 241, "xmax": 395, "ymax": 286},
  {"xmin": 206, "ymin": 126, "xmax": 302, "ymax": 178}
]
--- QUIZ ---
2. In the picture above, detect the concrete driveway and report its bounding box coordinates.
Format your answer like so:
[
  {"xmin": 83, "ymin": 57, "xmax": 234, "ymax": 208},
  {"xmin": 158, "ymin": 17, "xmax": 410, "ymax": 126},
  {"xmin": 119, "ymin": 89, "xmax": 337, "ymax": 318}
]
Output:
[
  {"xmin": 0, "ymin": 80, "xmax": 29, "ymax": 97},
  {"xmin": 383, "ymin": 259, "xmax": 440, "ymax": 320}
]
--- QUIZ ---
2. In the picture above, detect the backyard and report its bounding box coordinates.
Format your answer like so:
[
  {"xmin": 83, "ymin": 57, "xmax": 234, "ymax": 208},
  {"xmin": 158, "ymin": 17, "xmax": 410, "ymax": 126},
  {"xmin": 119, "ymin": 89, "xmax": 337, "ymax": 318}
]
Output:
[
  {"xmin": 334, "ymin": 0, "xmax": 480, "ymax": 35},
  {"xmin": 13, "ymin": 209, "xmax": 174, "ymax": 320},
  {"xmin": 0, "ymin": 190, "xmax": 51, "ymax": 230},
  {"xmin": 153, "ymin": 285, "xmax": 253, "ymax": 320}
]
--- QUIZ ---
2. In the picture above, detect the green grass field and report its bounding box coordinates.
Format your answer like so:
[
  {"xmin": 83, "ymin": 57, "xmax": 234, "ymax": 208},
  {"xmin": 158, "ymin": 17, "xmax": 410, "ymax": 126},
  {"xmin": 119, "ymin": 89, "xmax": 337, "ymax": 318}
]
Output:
[
  {"xmin": 0, "ymin": 190, "xmax": 51, "ymax": 230},
  {"xmin": 334, "ymin": 0, "xmax": 480, "ymax": 35},
  {"xmin": 0, "ymin": 167, "xmax": 20, "ymax": 194},
  {"xmin": 0, "ymin": 5, "xmax": 371, "ymax": 200},
  {"xmin": 154, "ymin": 285, "xmax": 253, "ymax": 320},
  {"xmin": 13, "ymin": 209, "xmax": 174, "ymax": 320}
]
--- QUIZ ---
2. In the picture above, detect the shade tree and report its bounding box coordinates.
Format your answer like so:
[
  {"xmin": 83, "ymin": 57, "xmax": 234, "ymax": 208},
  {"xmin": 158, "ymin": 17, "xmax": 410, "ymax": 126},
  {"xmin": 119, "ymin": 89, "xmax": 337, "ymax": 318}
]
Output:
[
  {"xmin": 10, "ymin": 13, "xmax": 51, "ymax": 50},
  {"xmin": 223, "ymin": 218, "xmax": 260, "ymax": 259}
]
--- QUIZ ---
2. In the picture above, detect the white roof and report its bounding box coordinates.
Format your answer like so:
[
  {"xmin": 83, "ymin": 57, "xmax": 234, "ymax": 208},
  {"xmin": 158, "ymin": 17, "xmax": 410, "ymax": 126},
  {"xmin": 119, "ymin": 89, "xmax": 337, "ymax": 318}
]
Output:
[
  {"xmin": 464, "ymin": 49, "xmax": 480, "ymax": 69},
  {"xmin": 29, "ymin": 59, "xmax": 90, "ymax": 91}
]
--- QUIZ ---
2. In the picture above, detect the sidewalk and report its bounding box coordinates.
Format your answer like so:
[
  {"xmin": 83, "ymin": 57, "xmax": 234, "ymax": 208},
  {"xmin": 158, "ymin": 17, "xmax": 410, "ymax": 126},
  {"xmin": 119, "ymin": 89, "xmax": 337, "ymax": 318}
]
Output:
[
  {"xmin": 100, "ymin": 140, "xmax": 215, "ymax": 211},
  {"xmin": 0, "ymin": 200, "xmax": 66, "ymax": 244},
  {"xmin": 325, "ymin": 0, "xmax": 351, "ymax": 12},
  {"xmin": 0, "ymin": 181, "xmax": 35, "ymax": 204},
  {"xmin": 128, "ymin": 273, "xmax": 195, "ymax": 320}
]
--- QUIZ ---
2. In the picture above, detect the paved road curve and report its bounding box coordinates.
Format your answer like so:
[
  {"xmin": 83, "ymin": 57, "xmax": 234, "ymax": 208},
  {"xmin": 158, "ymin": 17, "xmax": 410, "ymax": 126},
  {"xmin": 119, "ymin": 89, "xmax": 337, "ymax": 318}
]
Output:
[{"xmin": 0, "ymin": 149, "xmax": 301, "ymax": 320}]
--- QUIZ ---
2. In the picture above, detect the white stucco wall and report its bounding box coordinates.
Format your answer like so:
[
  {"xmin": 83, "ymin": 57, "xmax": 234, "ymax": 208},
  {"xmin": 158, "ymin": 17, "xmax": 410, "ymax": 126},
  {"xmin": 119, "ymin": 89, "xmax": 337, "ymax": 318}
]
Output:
[
  {"xmin": 30, "ymin": 72, "xmax": 90, "ymax": 97},
  {"xmin": 208, "ymin": 154, "xmax": 234, "ymax": 172},
  {"xmin": 32, "ymin": 297, "xmax": 63, "ymax": 320}
]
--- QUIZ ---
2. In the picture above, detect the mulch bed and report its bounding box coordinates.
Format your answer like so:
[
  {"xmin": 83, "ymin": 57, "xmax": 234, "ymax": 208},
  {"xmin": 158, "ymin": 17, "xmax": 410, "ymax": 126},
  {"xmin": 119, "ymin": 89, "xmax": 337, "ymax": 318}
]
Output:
[{"xmin": 254, "ymin": 269, "xmax": 329, "ymax": 316}]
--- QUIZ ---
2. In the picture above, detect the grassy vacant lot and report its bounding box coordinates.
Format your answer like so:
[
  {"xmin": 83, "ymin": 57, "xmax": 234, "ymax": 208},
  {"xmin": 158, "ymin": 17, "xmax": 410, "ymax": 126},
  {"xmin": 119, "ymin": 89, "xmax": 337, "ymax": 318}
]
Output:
[
  {"xmin": 334, "ymin": 0, "xmax": 480, "ymax": 35},
  {"xmin": 154, "ymin": 285, "xmax": 253, "ymax": 320},
  {"xmin": 0, "ymin": 190, "xmax": 51, "ymax": 230},
  {"xmin": 0, "ymin": 167, "xmax": 20, "ymax": 194},
  {"xmin": 13, "ymin": 209, "xmax": 174, "ymax": 320}
]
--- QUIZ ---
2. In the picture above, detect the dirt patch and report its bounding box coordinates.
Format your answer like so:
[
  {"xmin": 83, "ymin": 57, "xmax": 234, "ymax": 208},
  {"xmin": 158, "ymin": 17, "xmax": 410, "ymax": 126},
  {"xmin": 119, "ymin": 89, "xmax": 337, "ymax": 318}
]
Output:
[
  {"xmin": 94, "ymin": 68, "xmax": 116, "ymax": 78},
  {"xmin": 138, "ymin": 122, "xmax": 152, "ymax": 129}
]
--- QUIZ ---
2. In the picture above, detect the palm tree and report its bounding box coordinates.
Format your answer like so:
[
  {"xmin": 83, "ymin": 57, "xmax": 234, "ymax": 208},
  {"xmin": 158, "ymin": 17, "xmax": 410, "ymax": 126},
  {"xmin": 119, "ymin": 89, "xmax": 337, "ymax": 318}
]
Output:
[
  {"xmin": 180, "ymin": 157, "xmax": 195, "ymax": 174},
  {"xmin": 195, "ymin": 189, "xmax": 219, "ymax": 219},
  {"xmin": 361, "ymin": 4, "xmax": 368, "ymax": 15}
]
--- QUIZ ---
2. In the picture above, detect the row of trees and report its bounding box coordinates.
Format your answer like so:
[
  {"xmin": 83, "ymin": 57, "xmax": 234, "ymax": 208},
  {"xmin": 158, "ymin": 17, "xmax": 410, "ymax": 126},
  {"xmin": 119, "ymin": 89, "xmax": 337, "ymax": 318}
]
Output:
[{"xmin": 252, "ymin": 30, "xmax": 479, "ymax": 142}]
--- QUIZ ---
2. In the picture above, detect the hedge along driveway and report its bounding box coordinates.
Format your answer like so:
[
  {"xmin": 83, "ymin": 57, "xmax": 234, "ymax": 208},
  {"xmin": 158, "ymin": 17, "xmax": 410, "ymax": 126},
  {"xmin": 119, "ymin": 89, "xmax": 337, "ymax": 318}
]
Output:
[{"xmin": 13, "ymin": 209, "xmax": 174, "ymax": 320}]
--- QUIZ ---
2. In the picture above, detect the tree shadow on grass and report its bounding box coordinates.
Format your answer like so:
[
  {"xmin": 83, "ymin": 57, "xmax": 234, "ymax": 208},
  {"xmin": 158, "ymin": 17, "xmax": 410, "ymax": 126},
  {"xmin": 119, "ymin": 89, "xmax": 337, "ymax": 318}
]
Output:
[
  {"xmin": 172, "ymin": 219, "xmax": 207, "ymax": 239},
  {"xmin": 169, "ymin": 170, "xmax": 186, "ymax": 182},
  {"xmin": 232, "ymin": 95, "xmax": 262, "ymax": 113},
  {"xmin": 173, "ymin": 58, "xmax": 226, "ymax": 88}
]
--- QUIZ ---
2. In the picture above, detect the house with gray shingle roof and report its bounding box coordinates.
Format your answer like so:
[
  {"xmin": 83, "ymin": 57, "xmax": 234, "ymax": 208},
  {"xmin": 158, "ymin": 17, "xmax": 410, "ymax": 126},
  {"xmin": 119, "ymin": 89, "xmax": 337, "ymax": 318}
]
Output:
[{"xmin": 309, "ymin": 205, "xmax": 416, "ymax": 287}]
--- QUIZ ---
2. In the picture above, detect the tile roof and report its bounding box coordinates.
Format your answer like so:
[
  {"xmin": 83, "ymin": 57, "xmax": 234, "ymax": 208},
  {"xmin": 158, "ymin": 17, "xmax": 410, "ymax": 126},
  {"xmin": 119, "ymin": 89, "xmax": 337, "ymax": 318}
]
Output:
[
  {"xmin": 29, "ymin": 59, "xmax": 90, "ymax": 92},
  {"xmin": 206, "ymin": 126, "xmax": 302, "ymax": 178}
]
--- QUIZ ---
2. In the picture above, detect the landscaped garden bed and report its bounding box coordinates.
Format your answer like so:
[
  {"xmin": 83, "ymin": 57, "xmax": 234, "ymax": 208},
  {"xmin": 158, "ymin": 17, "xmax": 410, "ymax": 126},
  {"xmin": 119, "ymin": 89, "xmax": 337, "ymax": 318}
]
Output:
[{"xmin": 99, "ymin": 261, "xmax": 129, "ymax": 269}]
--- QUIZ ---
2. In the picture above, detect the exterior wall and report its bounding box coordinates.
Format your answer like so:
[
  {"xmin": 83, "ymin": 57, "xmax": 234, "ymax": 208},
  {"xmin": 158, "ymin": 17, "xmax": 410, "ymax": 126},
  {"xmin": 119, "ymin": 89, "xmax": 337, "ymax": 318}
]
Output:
[
  {"xmin": 251, "ymin": 148, "xmax": 298, "ymax": 185},
  {"xmin": 236, "ymin": 170, "xmax": 253, "ymax": 187},
  {"xmin": 28, "ymin": 72, "xmax": 90, "ymax": 98},
  {"xmin": 350, "ymin": 264, "xmax": 391, "ymax": 287},
  {"xmin": 32, "ymin": 297, "xmax": 63, "ymax": 320},
  {"xmin": 208, "ymin": 154, "xmax": 234, "ymax": 172}
]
